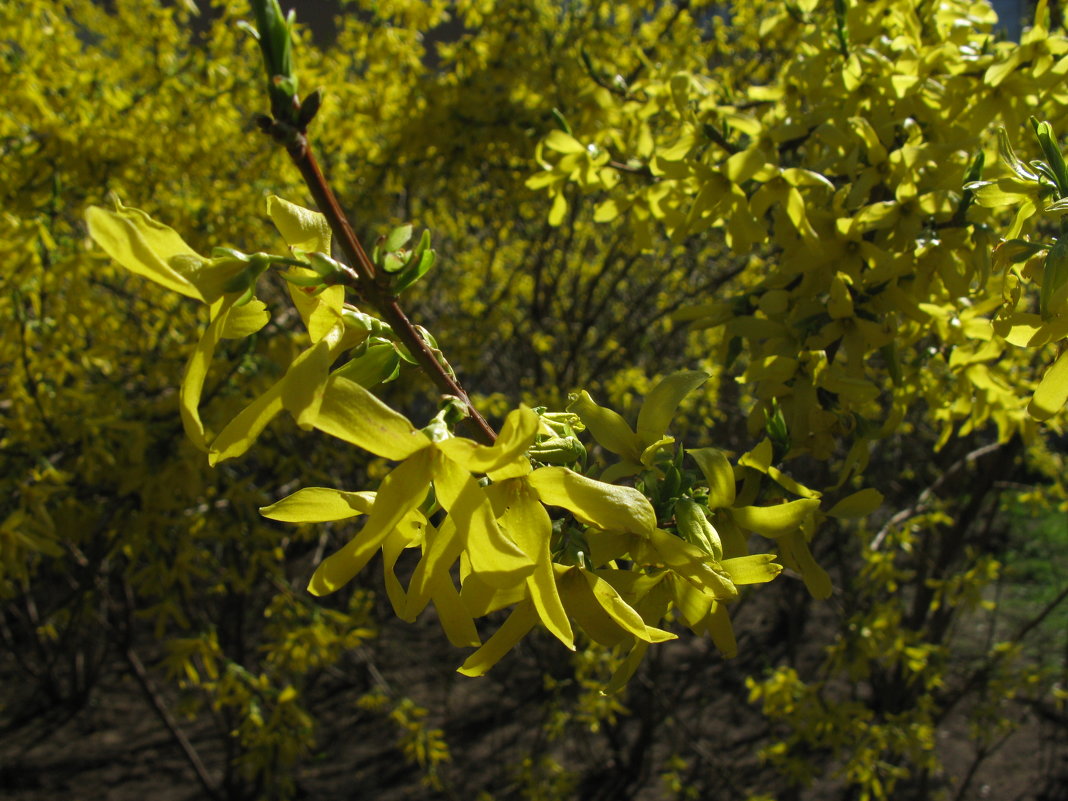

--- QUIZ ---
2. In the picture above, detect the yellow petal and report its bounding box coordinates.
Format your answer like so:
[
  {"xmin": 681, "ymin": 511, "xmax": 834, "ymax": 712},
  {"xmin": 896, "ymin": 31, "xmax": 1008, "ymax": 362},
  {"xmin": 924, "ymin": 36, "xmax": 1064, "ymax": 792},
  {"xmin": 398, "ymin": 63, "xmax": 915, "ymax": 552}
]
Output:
[
  {"xmin": 313, "ymin": 375, "xmax": 429, "ymax": 460},
  {"xmin": 729, "ymin": 499, "xmax": 821, "ymax": 538},
  {"xmin": 280, "ymin": 322, "xmax": 347, "ymax": 429},
  {"xmin": 381, "ymin": 514, "xmax": 426, "ymax": 616},
  {"xmin": 556, "ymin": 566, "xmax": 632, "ymax": 647},
  {"xmin": 208, "ymin": 380, "xmax": 285, "ymax": 465},
  {"xmin": 646, "ymin": 529, "xmax": 738, "ymax": 599},
  {"xmin": 431, "ymin": 574, "xmax": 482, "ymax": 648},
  {"xmin": 86, "ymin": 203, "xmax": 205, "ymax": 301},
  {"xmin": 457, "ymin": 600, "xmax": 538, "ymax": 677},
  {"xmin": 566, "ymin": 390, "xmax": 641, "ymax": 461},
  {"xmin": 543, "ymin": 131, "xmax": 585, "ymax": 154},
  {"xmin": 267, "ymin": 195, "xmax": 332, "ymax": 253},
  {"xmin": 433, "ymin": 451, "xmax": 535, "ymax": 588},
  {"xmin": 497, "ymin": 479, "xmax": 574, "ymax": 649},
  {"xmin": 210, "ymin": 324, "xmax": 351, "ymax": 464},
  {"xmin": 720, "ymin": 554, "xmax": 782, "ymax": 585},
  {"xmin": 221, "ymin": 300, "xmax": 270, "ymax": 339},
  {"xmin": 308, "ymin": 449, "xmax": 434, "ymax": 596},
  {"xmin": 604, "ymin": 643, "xmax": 649, "ymax": 694},
  {"xmin": 180, "ymin": 299, "xmax": 234, "ymax": 451},
  {"xmin": 826, "ymin": 488, "xmax": 884, "ymax": 519},
  {"xmin": 528, "ymin": 466, "xmax": 656, "ymax": 535},
  {"xmin": 405, "ymin": 516, "xmax": 463, "ymax": 621},
  {"xmin": 688, "ymin": 448, "xmax": 736, "ymax": 509},
  {"xmin": 260, "ymin": 488, "xmax": 375, "ymax": 522},
  {"xmin": 1029, "ymin": 348, "xmax": 1068, "ymax": 421},
  {"xmin": 780, "ymin": 531, "xmax": 833, "ymax": 599},
  {"xmin": 635, "ymin": 370, "xmax": 708, "ymax": 446},
  {"xmin": 287, "ymin": 279, "xmax": 345, "ymax": 342},
  {"xmin": 459, "ymin": 572, "xmax": 527, "ymax": 616},
  {"xmin": 548, "ymin": 191, "xmax": 567, "ymax": 226},
  {"xmin": 701, "ymin": 602, "xmax": 738, "ymax": 657},
  {"xmin": 668, "ymin": 573, "xmax": 714, "ymax": 628},
  {"xmin": 559, "ymin": 566, "xmax": 675, "ymax": 646},
  {"xmin": 437, "ymin": 406, "xmax": 539, "ymax": 473}
]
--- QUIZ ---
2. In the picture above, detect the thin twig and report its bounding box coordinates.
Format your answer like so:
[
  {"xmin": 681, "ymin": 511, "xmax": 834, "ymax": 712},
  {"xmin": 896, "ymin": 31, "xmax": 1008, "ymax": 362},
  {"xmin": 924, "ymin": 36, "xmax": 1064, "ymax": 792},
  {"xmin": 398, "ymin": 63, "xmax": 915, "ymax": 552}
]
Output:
[
  {"xmin": 870, "ymin": 440, "xmax": 1008, "ymax": 550},
  {"xmin": 267, "ymin": 123, "xmax": 497, "ymax": 444},
  {"xmin": 937, "ymin": 583, "xmax": 1068, "ymax": 723},
  {"xmin": 124, "ymin": 647, "xmax": 223, "ymax": 801}
]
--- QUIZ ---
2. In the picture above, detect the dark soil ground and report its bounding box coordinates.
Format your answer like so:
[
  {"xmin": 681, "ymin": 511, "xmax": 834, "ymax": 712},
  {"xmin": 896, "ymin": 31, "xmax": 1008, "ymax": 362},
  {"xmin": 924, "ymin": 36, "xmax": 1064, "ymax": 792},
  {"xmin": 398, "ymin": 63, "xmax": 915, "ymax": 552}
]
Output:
[{"xmin": 4, "ymin": 590, "xmax": 1068, "ymax": 801}]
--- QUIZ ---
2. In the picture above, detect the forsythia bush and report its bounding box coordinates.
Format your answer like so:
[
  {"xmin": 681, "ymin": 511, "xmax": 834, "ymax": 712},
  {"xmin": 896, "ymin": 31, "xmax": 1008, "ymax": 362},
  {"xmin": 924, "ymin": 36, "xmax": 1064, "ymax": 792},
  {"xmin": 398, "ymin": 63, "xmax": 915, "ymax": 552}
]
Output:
[{"xmin": 5, "ymin": 0, "xmax": 1068, "ymax": 799}]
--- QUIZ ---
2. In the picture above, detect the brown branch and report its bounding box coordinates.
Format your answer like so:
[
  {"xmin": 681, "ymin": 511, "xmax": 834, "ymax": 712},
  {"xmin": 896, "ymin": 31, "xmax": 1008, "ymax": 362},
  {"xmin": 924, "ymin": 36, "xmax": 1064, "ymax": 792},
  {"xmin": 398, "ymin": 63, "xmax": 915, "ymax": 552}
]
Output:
[
  {"xmin": 261, "ymin": 120, "xmax": 497, "ymax": 444},
  {"xmin": 124, "ymin": 647, "xmax": 222, "ymax": 801},
  {"xmin": 870, "ymin": 440, "xmax": 1009, "ymax": 550},
  {"xmin": 936, "ymin": 582, "xmax": 1068, "ymax": 724}
]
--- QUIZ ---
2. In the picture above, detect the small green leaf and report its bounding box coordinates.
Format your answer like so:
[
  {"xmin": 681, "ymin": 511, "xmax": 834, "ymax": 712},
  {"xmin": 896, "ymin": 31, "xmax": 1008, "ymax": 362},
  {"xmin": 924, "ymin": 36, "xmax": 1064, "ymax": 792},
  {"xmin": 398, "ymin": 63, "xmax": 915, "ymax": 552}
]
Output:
[
  {"xmin": 393, "ymin": 248, "xmax": 436, "ymax": 295},
  {"xmin": 333, "ymin": 342, "xmax": 401, "ymax": 388},
  {"xmin": 383, "ymin": 223, "xmax": 413, "ymax": 253},
  {"xmin": 382, "ymin": 251, "xmax": 406, "ymax": 273}
]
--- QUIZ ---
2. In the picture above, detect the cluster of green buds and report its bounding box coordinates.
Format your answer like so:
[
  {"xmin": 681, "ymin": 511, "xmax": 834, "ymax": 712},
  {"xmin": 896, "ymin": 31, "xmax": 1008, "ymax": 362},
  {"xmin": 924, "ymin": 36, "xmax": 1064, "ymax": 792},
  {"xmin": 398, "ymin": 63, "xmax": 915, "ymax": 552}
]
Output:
[
  {"xmin": 371, "ymin": 224, "xmax": 437, "ymax": 296},
  {"xmin": 334, "ymin": 306, "xmax": 406, "ymax": 388},
  {"xmin": 241, "ymin": 0, "xmax": 323, "ymax": 133},
  {"xmin": 421, "ymin": 396, "xmax": 472, "ymax": 443},
  {"xmin": 636, "ymin": 445, "xmax": 698, "ymax": 524},
  {"xmin": 528, "ymin": 410, "xmax": 587, "ymax": 467},
  {"xmin": 334, "ymin": 309, "xmax": 452, "ymax": 391},
  {"xmin": 240, "ymin": 0, "xmax": 295, "ymax": 123}
]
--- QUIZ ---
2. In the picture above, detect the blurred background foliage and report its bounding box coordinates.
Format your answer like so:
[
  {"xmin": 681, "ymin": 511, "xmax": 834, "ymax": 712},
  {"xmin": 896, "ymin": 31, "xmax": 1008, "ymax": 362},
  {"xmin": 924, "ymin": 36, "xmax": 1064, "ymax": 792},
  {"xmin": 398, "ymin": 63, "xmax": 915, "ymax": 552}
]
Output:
[{"xmin": 4, "ymin": 0, "xmax": 1068, "ymax": 799}]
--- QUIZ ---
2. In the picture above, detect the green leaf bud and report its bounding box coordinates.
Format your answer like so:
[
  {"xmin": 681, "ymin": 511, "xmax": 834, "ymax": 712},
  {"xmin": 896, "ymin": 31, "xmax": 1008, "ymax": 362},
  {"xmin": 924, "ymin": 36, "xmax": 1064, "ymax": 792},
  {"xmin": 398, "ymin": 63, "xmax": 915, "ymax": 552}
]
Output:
[
  {"xmin": 675, "ymin": 498, "xmax": 723, "ymax": 561},
  {"xmin": 383, "ymin": 223, "xmax": 414, "ymax": 253},
  {"xmin": 306, "ymin": 251, "xmax": 345, "ymax": 279},
  {"xmin": 529, "ymin": 435, "xmax": 587, "ymax": 466}
]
